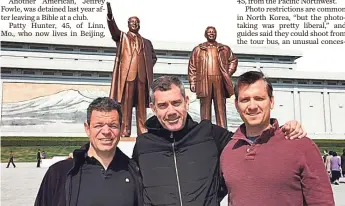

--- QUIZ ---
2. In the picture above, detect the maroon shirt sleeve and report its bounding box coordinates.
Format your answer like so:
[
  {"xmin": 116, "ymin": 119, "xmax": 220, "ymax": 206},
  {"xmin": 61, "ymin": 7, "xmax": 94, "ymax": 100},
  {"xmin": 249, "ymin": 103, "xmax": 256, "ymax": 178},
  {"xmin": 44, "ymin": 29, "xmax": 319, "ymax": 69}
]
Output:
[{"xmin": 300, "ymin": 139, "xmax": 335, "ymax": 206}]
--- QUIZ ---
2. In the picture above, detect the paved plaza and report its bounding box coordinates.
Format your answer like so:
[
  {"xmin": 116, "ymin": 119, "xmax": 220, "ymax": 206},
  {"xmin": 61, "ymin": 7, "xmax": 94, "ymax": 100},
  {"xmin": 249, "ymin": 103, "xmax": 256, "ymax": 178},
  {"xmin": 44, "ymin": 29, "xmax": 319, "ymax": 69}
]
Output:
[{"xmin": 1, "ymin": 163, "xmax": 345, "ymax": 206}]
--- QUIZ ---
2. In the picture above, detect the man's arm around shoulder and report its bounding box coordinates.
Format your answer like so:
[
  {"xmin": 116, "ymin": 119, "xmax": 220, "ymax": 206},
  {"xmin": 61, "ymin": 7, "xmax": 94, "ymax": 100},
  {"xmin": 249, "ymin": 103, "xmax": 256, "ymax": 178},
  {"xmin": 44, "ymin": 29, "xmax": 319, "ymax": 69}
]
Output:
[
  {"xmin": 132, "ymin": 138, "xmax": 141, "ymax": 165},
  {"xmin": 300, "ymin": 138, "xmax": 335, "ymax": 206},
  {"xmin": 207, "ymin": 123, "xmax": 232, "ymax": 201},
  {"xmin": 210, "ymin": 123, "xmax": 234, "ymax": 153}
]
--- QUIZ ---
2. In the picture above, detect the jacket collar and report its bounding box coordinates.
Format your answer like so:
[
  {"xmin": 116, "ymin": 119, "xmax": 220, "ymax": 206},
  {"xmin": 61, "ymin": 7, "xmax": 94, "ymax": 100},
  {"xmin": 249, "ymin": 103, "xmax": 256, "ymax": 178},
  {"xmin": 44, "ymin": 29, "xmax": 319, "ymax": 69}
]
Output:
[
  {"xmin": 67, "ymin": 143, "xmax": 129, "ymax": 175},
  {"xmin": 145, "ymin": 113, "xmax": 198, "ymax": 141},
  {"xmin": 232, "ymin": 118, "xmax": 281, "ymax": 144}
]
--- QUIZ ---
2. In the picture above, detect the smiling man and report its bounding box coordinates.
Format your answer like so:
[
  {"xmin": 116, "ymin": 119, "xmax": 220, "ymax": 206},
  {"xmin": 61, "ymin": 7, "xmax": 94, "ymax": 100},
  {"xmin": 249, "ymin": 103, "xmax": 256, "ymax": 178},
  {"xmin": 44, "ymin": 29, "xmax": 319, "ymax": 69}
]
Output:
[
  {"xmin": 34, "ymin": 97, "xmax": 143, "ymax": 206},
  {"xmin": 132, "ymin": 75, "xmax": 308, "ymax": 206},
  {"xmin": 220, "ymin": 71, "xmax": 334, "ymax": 206}
]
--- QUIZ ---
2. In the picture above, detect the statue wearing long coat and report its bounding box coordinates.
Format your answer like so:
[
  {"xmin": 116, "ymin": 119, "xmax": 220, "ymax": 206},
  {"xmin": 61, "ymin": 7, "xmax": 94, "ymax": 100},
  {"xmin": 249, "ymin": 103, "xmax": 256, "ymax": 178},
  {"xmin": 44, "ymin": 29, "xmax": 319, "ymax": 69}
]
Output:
[
  {"xmin": 188, "ymin": 42, "xmax": 237, "ymax": 99},
  {"xmin": 107, "ymin": 15, "xmax": 157, "ymax": 137},
  {"xmin": 109, "ymin": 25, "xmax": 157, "ymax": 108}
]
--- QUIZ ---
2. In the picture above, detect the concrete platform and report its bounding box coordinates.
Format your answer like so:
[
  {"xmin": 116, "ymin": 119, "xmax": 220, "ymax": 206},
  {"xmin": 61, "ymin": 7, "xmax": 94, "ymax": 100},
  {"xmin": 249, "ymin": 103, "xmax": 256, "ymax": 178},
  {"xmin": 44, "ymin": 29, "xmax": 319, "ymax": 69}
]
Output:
[{"xmin": 1, "ymin": 163, "xmax": 344, "ymax": 206}]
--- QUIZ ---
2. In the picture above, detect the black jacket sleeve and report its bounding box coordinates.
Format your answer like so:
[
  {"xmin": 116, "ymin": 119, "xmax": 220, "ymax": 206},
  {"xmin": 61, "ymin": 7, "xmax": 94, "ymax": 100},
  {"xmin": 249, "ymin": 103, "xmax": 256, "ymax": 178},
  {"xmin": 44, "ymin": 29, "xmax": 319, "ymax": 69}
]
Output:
[
  {"xmin": 211, "ymin": 124, "xmax": 233, "ymax": 201},
  {"xmin": 34, "ymin": 166, "xmax": 57, "ymax": 206},
  {"xmin": 34, "ymin": 160, "xmax": 72, "ymax": 206},
  {"xmin": 129, "ymin": 157, "xmax": 144, "ymax": 206},
  {"xmin": 131, "ymin": 141, "xmax": 147, "ymax": 206},
  {"xmin": 218, "ymin": 175, "xmax": 228, "ymax": 202},
  {"xmin": 211, "ymin": 124, "xmax": 234, "ymax": 154},
  {"xmin": 132, "ymin": 142, "xmax": 139, "ymax": 165}
]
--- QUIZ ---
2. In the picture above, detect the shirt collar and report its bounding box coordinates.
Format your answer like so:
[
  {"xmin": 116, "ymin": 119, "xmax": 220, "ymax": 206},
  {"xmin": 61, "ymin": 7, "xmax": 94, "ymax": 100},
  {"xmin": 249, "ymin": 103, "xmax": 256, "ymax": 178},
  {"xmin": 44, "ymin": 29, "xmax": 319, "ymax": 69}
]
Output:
[{"xmin": 232, "ymin": 118, "xmax": 280, "ymax": 144}]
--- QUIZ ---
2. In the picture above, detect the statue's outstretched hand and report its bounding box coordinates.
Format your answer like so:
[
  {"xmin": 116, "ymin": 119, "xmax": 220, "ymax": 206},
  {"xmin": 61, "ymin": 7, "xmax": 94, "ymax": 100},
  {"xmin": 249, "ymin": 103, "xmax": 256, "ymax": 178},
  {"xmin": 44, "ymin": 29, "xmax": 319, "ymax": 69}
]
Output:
[
  {"xmin": 106, "ymin": 2, "xmax": 120, "ymax": 41},
  {"xmin": 107, "ymin": 2, "xmax": 113, "ymax": 19}
]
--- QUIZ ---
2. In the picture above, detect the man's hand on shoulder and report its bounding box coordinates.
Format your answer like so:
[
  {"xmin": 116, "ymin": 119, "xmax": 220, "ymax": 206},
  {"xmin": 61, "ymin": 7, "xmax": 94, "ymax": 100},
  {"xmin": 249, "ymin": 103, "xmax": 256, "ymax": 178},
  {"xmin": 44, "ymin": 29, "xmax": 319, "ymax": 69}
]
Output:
[
  {"xmin": 66, "ymin": 152, "xmax": 73, "ymax": 159},
  {"xmin": 281, "ymin": 120, "xmax": 307, "ymax": 140}
]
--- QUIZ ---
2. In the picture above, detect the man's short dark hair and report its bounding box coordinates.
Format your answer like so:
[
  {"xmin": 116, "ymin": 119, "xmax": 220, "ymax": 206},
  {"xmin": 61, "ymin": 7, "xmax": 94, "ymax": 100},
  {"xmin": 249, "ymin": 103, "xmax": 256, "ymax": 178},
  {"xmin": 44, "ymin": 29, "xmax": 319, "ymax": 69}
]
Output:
[
  {"xmin": 86, "ymin": 97, "xmax": 122, "ymax": 125},
  {"xmin": 150, "ymin": 76, "xmax": 185, "ymax": 104},
  {"xmin": 234, "ymin": 71, "xmax": 273, "ymax": 100}
]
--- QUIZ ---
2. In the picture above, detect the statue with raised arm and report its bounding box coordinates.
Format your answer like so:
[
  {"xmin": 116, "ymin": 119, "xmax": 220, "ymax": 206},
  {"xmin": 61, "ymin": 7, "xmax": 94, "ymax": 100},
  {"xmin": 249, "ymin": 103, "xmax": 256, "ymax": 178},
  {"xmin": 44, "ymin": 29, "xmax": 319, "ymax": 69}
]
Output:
[
  {"xmin": 107, "ymin": 2, "xmax": 157, "ymax": 137},
  {"xmin": 188, "ymin": 26, "xmax": 238, "ymax": 129}
]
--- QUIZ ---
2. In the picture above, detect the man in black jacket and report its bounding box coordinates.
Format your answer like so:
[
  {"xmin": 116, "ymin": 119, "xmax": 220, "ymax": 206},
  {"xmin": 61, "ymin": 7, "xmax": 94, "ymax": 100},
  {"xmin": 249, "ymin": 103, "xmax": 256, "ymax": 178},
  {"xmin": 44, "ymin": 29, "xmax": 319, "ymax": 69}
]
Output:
[
  {"xmin": 35, "ymin": 97, "xmax": 142, "ymax": 206},
  {"xmin": 132, "ymin": 75, "xmax": 306, "ymax": 206}
]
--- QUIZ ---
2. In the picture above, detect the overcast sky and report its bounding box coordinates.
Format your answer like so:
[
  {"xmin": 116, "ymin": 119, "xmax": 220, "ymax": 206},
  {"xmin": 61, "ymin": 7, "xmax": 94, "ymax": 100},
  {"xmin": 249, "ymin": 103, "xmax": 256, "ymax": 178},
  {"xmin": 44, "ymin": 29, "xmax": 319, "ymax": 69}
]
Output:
[{"xmin": 1, "ymin": 0, "xmax": 344, "ymax": 73}]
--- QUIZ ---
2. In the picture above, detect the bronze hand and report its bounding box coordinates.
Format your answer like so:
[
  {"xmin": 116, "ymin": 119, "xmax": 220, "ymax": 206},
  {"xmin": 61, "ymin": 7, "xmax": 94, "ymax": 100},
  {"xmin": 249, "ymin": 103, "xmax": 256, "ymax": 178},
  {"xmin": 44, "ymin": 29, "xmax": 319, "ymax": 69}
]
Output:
[{"xmin": 107, "ymin": 2, "xmax": 113, "ymax": 19}]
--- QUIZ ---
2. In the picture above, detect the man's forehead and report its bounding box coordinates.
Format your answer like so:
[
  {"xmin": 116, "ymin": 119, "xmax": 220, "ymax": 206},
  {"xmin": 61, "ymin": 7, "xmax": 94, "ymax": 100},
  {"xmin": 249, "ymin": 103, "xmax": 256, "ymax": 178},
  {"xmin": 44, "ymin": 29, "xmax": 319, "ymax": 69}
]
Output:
[
  {"xmin": 238, "ymin": 81, "xmax": 268, "ymax": 95},
  {"xmin": 154, "ymin": 90, "xmax": 184, "ymax": 103},
  {"xmin": 91, "ymin": 110, "xmax": 118, "ymax": 118},
  {"xmin": 156, "ymin": 97, "xmax": 183, "ymax": 103}
]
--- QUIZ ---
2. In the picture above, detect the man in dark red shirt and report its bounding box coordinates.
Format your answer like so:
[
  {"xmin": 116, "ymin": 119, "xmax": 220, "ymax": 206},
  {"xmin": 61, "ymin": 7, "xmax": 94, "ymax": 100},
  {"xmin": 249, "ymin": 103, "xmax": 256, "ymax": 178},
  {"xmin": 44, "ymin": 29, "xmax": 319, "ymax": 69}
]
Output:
[{"xmin": 220, "ymin": 71, "xmax": 334, "ymax": 206}]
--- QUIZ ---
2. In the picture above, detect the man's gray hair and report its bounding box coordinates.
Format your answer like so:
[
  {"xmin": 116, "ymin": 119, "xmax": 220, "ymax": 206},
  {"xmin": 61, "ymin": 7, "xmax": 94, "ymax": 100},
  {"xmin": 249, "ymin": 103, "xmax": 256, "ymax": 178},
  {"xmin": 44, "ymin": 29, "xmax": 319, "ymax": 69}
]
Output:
[{"xmin": 150, "ymin": 76, "xmax": 186, "ymax": 104}]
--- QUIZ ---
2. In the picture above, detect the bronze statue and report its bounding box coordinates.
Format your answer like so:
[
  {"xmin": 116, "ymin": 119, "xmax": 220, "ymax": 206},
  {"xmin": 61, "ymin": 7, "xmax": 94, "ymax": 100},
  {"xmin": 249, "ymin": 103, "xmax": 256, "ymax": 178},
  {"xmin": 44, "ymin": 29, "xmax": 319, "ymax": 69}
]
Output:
[
  {"xmin": 107, "ymin": 2, "xmax": 157, "ymax": 137},
  {"xmin": 188, "ymin": 26, "xmax": 238, "ymax": 128}
]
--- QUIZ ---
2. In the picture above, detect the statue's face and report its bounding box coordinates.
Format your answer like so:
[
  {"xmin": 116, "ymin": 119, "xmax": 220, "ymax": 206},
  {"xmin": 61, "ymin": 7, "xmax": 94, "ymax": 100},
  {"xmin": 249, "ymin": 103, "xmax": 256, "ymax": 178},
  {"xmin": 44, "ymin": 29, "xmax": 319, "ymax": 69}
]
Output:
[
  {"xmin": 205, "ymin": 27, "xmax": 217, "ymax": 42},
  {"xmin": 128, "ymin": 17, "xmax": 140, "ymax": 33}
]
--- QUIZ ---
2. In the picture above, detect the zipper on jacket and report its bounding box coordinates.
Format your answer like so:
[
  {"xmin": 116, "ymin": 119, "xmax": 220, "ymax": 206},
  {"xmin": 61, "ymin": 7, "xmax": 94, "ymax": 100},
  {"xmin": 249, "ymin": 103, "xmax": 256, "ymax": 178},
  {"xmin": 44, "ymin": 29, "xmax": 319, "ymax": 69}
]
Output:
[{"xmin": 171, "ymin": 132, "xmax": 183, "ymax": 206}]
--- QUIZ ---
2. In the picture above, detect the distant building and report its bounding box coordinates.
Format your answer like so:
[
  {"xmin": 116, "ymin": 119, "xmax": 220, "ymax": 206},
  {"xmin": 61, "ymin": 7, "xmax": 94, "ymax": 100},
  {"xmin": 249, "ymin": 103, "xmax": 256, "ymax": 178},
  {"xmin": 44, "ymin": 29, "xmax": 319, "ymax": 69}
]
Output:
[{"xmin": 1, "ymin": 40, "xmax": 344, "ymax": 139}]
